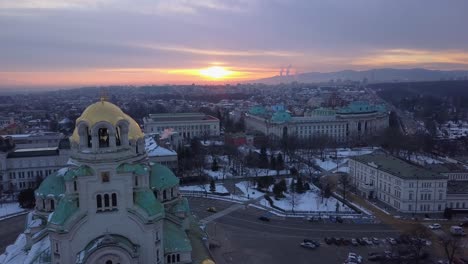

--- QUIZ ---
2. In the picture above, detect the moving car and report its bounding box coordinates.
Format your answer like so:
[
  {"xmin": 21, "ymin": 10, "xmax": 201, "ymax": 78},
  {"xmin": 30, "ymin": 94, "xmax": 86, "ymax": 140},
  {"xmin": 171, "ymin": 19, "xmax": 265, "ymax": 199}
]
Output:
[
  {"xmin": 206, "ymin": 207, "xmax": 217, "ymax": 213},
  {"xmin": 300, "ymin": 242, "xmax": 316, "ymax": 249},
  {"xmin": 303, "ymin": 239, "xmax": 320, "ymax": 247},
  {"xmin": 429, "ymin": 223, "xmax": 441, "ymax": 229}
]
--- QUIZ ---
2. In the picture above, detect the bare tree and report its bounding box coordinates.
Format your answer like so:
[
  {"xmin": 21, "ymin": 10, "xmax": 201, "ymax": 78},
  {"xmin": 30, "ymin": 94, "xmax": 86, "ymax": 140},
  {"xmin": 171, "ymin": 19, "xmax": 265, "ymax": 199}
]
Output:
[
  {"xmin": 338, "ymin": 173, "xmax": 351, "ymax": 201},
  {"xmin": 289, "ymin": 188, "xmax": 302, "ymax": 213},
  {"xmin": 439, "ymin": 234, "xmax": 463, "ymax": 264}
]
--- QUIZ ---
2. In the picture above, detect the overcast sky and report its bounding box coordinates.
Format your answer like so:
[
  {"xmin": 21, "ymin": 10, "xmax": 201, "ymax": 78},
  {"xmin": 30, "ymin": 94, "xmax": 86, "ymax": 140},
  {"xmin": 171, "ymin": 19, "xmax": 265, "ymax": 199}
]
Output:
[{"xmin": 1, "ymin": 0, "xmax": 467, "ymax": 88}]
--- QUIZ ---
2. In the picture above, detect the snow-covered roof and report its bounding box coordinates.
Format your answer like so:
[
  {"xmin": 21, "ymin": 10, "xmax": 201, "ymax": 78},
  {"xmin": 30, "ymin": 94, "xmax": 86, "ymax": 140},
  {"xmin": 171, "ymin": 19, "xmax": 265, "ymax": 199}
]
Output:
[{"xmin": 145, "ymin": 137, "xmax": 176, "ymax": 157}]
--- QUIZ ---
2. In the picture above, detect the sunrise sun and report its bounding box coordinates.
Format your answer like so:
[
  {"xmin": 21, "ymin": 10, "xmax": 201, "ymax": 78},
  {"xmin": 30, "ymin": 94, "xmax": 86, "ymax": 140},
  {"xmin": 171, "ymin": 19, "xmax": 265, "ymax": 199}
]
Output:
[{"xmin": 199, "ymin": 66, "xmax": 233, "ymax": 79}]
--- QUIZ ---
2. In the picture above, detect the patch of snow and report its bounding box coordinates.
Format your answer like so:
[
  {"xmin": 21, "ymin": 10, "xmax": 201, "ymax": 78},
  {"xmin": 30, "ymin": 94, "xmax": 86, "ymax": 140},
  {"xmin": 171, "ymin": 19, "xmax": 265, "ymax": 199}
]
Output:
[
  {"xmin": 0, "ymin": 203, "xmax": 25, "ymax": 218},
  {"xmin": 145, "ymin": 137, "xmax": 176, "ymax": 157},
  {"xmin": 179, "ymin": 184, "xmax": 229, "ymax": 194},
  {"xmin": 263, "ymin": 185, "xmax": 354, "ymax": 213},
  {"xmin": 235, "ymin": 182, "xmax": 265, "ymax": 199}
]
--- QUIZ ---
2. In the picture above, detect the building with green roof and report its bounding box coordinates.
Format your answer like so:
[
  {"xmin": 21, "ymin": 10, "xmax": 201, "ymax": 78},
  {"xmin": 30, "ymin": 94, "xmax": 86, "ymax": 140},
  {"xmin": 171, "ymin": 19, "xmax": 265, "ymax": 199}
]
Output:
[
  {"xmin": 3, "ymin": 100, "xmax": 206, "ymax": 264},
  {"xmin": 245, "ymin": 100, "xmax": 388, "ymax": 142}
]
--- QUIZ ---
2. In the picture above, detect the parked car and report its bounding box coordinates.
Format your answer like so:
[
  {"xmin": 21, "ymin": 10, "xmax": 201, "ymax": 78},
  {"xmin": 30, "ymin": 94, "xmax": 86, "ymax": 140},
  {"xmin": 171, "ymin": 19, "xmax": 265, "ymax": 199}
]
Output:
[
  {"xmin": 258, "ymin": 216, "xmax": 270, "ymax": 222},
  {"xmin": 459, "ymin": 221, "xmax": 468, "ymax": 227},
  {"xmin": 303, "ymin": 239, "xmax": 320, "ymax": 247},
  {"xmin": 206, "ymin": 207, "xmax": 217, "ymax": 213},
  {"xmin": 346, "ymin": 253, "xmax": 363, "ymax": 264},
  {"xmin": 351, "ymin": 238, "xmax": 358, "ymax": 246},
  {"xmin": 357, "ymin": 238, "xmax": 366, "ymax": 245},
  {"xmin": 429, "ymin": 223, "xmax": 441, "ymax": 229},
  {"xmin": 300, "ymin": 242, "xmax": 316, "ymax": 249},
  {"xmin": 324, "ymin": 237, "xmax": 333, "ymax": 245},
  {"xmin": 368, "ymin": 253, "xmax": 385, "ymax": 262},
  {"xmin": 372, "ymin": 237, "xmax": 380, "ymax": 244},
  {"xmin": 362, "ymin": 237, "xmax": 373, "ymax": 245},
  {"xmin": 387, "ymin": 237, "xmax": 397, "ymax": 245},
  {"xmin": 336, "ymin": 216, "xmax": 344, "ymax": 223}
]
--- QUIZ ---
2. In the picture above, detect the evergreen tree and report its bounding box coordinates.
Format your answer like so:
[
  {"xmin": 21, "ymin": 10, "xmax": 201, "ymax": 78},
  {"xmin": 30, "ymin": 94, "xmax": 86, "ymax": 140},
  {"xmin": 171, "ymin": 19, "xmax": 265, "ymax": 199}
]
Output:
[
  {"xmin": 270, "ymin": 154, "xmax": 276, "ymax": 170},
  {"xmin": 272, "ymin": 183, "xmax": 283, "ymax": 198},
  {"xmin": 276, "ymin": 154, "xmax": 284, "ymax": 170},
  {"xmin": 18, "ymin": 188, "xmax": 35, "ymax": 208},
  {"xmin": 443, "ymin": 207, "xmax": 453, "ymax": 220},
  {"xmin": 296, "ymin": 177, "xmax": 305, "ymax": 194},
  {"xmin": 278, "ymin": 179, "xmax": 287, "ymax": 193},
  {"xmin": 211, "ymin": 158, "xmax": 219, "ymax": 171},
  {"xmin": 209, "ymin": 179, "xmax": 216, "ymax": 192},
  {"xmin": 259, "ymin": 146, "xmax": 269, "ymax": 169}
]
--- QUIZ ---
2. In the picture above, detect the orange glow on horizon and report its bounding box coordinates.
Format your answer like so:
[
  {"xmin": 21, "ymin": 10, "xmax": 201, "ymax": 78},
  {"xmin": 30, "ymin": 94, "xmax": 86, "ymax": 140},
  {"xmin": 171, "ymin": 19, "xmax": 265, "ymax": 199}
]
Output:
[{"xmin": 0, "ymin": 66, "xmax": 277, "ymax": 87}]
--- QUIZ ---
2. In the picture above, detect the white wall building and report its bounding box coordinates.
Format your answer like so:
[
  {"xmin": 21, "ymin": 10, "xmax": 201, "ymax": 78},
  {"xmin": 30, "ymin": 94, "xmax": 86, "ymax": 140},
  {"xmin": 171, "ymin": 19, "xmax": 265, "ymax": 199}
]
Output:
[
  {"xmin": 349, "ymin": 153, "xmax": 448, "ymax": 213},
  {"xmin": 143, "ymin": 113, "xmax": 220, "ymax": 140},
  {"xmin": 5, "ymin": 132, "xmax": 64, "ymax": 149}
]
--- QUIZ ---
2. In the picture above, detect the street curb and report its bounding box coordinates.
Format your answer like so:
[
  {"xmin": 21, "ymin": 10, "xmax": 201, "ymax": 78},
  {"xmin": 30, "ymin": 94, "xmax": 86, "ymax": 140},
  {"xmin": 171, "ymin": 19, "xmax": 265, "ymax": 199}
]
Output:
[{"xmin": 0, "ymin": 210, "xmax": 29, "ymax": 222}]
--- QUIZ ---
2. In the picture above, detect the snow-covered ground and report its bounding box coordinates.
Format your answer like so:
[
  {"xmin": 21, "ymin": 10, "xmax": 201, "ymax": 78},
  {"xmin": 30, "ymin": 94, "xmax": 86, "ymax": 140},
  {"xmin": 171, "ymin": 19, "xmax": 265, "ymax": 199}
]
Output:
[
  {"xmin": 314, "ymin": 158, "xmax": 338, "ymax": 171},
  {"xmin": 438, "ymin": 121, "xmax": 468, "ymax": 139},
  {"xmin": 203, "ymin": 169, "xmax": 233, "ymax": 179},
  {"xmin": 262, "ymin": 185, "xmax": 354, "ymax": 213},
  {"xmin": 235, "ymin": 182, "xmax": 265, "ymax": 199},
  {"xmin": 179, "ymin": 184, "xmax": 229, "ymax": 194},
  {"xmin": 0, "ymin": 203, "xmax": 26, "ymax": 219}
]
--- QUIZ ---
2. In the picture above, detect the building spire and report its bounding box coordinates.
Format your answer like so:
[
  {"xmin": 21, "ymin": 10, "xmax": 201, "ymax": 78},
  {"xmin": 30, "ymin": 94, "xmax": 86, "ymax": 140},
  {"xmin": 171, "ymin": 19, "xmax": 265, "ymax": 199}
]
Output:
[{"xmin": 100, "ymin": 87, "xmax": 109, "ymax": 103}]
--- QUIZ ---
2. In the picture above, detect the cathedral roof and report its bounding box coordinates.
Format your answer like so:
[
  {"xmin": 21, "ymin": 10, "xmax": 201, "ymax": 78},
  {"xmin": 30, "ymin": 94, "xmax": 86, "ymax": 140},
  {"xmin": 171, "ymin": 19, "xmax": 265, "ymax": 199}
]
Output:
[
  {"xmin": 49, "ymin": 196, "xmax": 79, "ymax": 227},
  {"xmin": 150, "ymin": 163, "xmax": 180, "ymax": 191},
  {"xmin": 70, "ymin": 100, "xmax": 144, "ymax": 143},
  {"xmin": 164, "ymin": 221, "xmax": 192, "ymax": 253},
  {"xmin": 35, "ymin": 170, "xmax": 65, "ymax": 198},
  {"xmin": 134, "ymin": 190, "xmax": 164, "ymax": 218}
]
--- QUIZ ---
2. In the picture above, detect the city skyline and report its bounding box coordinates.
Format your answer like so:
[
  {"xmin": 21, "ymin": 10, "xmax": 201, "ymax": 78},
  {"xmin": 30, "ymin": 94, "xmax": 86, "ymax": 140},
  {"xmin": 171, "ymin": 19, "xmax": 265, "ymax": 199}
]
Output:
[{"xmin": 1, "ymin": 0, "xmax": 468, "ymax": 88}]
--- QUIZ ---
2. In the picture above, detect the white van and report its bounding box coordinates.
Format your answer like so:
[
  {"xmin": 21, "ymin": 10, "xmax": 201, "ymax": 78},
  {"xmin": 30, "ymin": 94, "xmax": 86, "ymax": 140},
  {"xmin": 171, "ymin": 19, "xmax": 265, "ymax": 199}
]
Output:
[{"xmin": 450, "ymin": 226, "xmax": 466, "ymax": 236}]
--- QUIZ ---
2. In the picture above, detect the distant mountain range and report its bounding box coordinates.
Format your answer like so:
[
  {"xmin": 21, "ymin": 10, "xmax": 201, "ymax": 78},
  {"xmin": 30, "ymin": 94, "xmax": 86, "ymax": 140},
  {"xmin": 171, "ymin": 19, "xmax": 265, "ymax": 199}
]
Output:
[{"xmin": 250, "ymin": 68, "xmax": 468, "ymax": 84}]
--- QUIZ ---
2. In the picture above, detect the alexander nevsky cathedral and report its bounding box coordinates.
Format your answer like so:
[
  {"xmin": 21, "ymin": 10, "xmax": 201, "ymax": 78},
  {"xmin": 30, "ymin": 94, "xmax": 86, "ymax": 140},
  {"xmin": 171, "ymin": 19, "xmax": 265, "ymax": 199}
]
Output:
[{"xmin": 1, "ymin": 99, "xmax": 212, "ymax": 264}]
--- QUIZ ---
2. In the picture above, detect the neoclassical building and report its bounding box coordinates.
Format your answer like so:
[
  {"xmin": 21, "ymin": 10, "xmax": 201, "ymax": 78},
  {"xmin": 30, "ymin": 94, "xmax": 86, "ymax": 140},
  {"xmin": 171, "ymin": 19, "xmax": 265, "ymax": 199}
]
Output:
[
  {"xmin": 0, "ymin": 100, "xmax": 199, "ymax": 264},
  {"xmin": 245, "ymin": 101, "xmax": 389, "ymax": 142}
]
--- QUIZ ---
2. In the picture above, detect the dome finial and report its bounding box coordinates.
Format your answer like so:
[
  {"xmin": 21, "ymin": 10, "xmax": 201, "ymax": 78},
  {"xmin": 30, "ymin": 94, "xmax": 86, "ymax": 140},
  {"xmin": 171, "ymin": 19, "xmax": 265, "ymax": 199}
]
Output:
[{"xmin": 100, "ymin": 87, "xmax": 108, "ymax": 103}]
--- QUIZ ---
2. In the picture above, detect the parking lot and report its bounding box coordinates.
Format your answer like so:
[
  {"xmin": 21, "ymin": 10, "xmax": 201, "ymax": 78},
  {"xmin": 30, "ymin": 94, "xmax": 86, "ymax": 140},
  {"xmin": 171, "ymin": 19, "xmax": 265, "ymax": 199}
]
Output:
[{"xmin": 187, "ymin": 197, "xmax": 407, "ymax": 264}]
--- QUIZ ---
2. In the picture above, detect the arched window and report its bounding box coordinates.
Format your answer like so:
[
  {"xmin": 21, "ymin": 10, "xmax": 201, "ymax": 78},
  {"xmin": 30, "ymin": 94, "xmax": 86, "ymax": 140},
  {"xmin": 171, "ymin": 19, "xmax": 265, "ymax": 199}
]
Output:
[
  {"xmin": 167, "ymin": 255, "xmax": 171, "ymax": 263},
  {"xmin": 171, "ymin": 188, "xmax": 174, "ymax": 198},
  {"xmin": 177, "ymin": 254, "xmax": 180, "ymax": 262},
  {"xmin": 163, "ymin": 190, "xmax": 167, "ymax": 200},
  {"xmin": 98, "ymin": 128, "xmax": 110, "ymax": 148},
  {"xmin": 97, "ymin": 194, "xmax": 102, "ymax": 208},
  {"xmin": 42, "ymin": 199, "xmax": 46, "ymax": 210},
  {"xmin": 73, "ymin": 180, "xmax": 77, "ymax": 191},
  {"xmin": 50, "ymin": 199, "xmax": 55, "ymax": 210},
  {"xmin": 135, "ymin": 176, "xmax": 138, "ymax": 186},
  {"xmin": 104, "ymin": 194, "xmax": 110, "ymax": 207},
  {"xmin": 115, "ymin": 126, "xmax": 121, "ymax": 146},
  {"xmin": 111, "ymin": 193, "xmax": 117, "ymax": 207},
  {"xmin": 172, "ymin": 255, "xmax": 175, "ymax": 263},
  {"xmin": 106, "ymin": 261, "xmax": 113, "ymax": 264}
]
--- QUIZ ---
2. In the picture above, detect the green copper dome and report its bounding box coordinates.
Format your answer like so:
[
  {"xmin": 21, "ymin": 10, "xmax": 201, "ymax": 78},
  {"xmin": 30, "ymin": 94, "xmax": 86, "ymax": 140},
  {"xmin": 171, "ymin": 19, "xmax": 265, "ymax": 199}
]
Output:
[
  {"xmin": 35, "ymin": 171, "xmax": 65, "ymax": 198},
  {"xmin": 149, "ymin": 163, "xmax": 179, "ymax": 191},
  {"xmin": 271, "ymin": 111, "xmax": 291, "ymax": 123}
]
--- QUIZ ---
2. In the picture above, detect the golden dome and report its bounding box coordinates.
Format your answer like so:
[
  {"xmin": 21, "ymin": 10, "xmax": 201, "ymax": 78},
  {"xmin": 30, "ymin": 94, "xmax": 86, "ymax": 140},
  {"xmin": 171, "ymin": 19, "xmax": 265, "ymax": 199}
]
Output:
[{"xmin": 71, "ymin": 101, "xmax": 144, "ymax": 142}]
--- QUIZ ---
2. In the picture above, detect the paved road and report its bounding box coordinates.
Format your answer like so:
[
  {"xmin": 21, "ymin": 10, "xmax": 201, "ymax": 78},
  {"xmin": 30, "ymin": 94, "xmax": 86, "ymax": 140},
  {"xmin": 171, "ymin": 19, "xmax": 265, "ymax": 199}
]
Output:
[
  {"xmin": 187, "ymin": 197, "xmax": 400, "ymax": 264},
  {"xmin": 0, "ymin": 214, "xmax": 27, "ymax": 253}
]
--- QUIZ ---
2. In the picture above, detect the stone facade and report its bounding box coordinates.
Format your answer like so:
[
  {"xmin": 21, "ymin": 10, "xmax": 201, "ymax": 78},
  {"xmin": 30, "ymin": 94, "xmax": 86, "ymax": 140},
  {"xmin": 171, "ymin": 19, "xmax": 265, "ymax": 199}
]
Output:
[
  {"xmin": 245, "ymin": 101, "xmax": 389, "ymax": 142},
  {"xmin": 4, "ymin": 100, "xmax": 194, "ymax": 264},
  {"xmin": 143, "ymin": 113, "xmax": 220, "ymax": 141}
]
